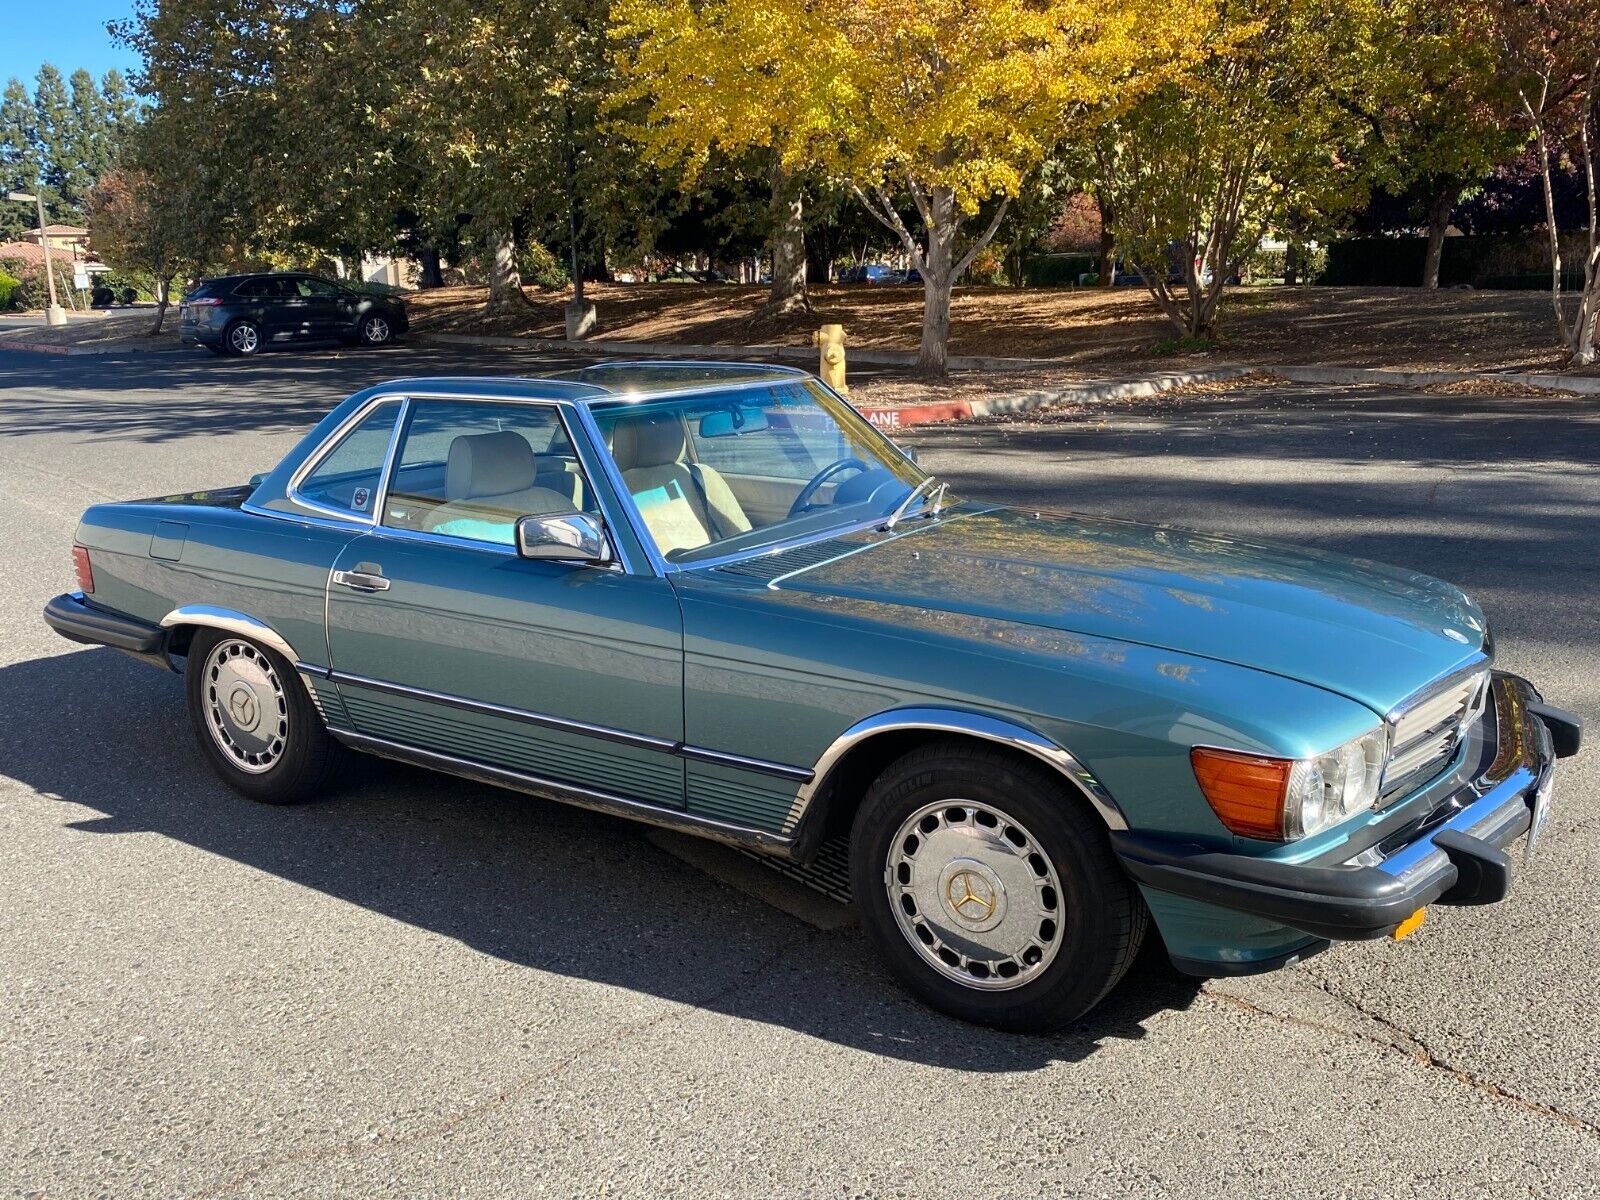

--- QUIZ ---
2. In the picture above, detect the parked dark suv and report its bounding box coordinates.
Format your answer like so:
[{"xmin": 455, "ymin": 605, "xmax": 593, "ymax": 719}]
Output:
[{"xmin": 179, "ymin": 273, "xmax": 409, "ymax": 356}]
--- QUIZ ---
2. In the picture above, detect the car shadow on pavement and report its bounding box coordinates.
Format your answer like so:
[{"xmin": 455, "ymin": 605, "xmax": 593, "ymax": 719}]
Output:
[{"xmin": 1, "ymin": 646, "xmax": 1201, "ymax": 1071}]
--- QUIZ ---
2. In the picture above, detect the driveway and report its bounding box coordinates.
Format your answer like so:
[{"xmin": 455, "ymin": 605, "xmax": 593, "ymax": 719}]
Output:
[{"xmin": 1, "ymin": 345, "xmax": 1596, "ymax": 1197}]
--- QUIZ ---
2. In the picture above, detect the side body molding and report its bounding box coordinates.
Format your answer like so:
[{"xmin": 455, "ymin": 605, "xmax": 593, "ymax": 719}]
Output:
[
  {"xmin": 159, "ymin": 605, "xmax": 301, "ymax": 665},
  {"xmin": 788, "ymin": 706, "xmax": 1129, "ymax": 838}
]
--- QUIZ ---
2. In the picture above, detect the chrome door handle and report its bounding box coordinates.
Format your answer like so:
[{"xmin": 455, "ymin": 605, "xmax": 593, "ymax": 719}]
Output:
[{"xmin": 332, "ymin": 569, "xmax": 390, "ymax": 592}]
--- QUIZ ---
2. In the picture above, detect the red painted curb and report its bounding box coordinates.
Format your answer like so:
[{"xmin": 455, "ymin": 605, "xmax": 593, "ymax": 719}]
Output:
[{"xmin": 857, "ymin": 400, "xmax": 973, "ymax": 429}]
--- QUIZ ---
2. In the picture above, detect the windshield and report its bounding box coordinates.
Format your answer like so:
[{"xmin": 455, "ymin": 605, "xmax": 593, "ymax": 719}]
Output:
[{"xmin": 592, "ymin": 378, "xmax": 934, "ymax": 564}]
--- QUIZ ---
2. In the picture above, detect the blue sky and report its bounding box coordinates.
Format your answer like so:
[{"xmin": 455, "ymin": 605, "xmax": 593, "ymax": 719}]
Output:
[{"xmin": 5, "ymin": 1, "xmax": 142, "ymax": 86}]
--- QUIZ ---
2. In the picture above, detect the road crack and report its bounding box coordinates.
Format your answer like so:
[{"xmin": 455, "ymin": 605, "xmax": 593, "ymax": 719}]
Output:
[
  {"xmin": 189, "ymin": 928, "xmax": 826, "ymax": 1198},
  {"xmin": 1209, "ymin": 982, "xmax": 1600, "ymax": 1140}
]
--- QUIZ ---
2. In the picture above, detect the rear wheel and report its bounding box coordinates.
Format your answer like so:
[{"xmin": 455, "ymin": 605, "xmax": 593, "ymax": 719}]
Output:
[
  {"xmin": 223, "ymin": 319, "xmax": 261, "ymax": 356},
  {"xmin": 184, "ymin": 629, "xmax": 343, "ymax": 804},
  {"xmin": 850, "ymin": 743, "xmax": 1146, "ymax": 1032}
]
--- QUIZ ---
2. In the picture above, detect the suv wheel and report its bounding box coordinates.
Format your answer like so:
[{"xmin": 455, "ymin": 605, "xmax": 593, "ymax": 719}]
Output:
[
  {"xmin": 185, "ymin": 629, "xmax": 344, "ymax": 803},
  {"xmin": 358, "ymin": 314, "xmax": 393, "ymax": 346},
  {"xmin": 850, "ymin": 743, "xmax": 1147, "ymax": 1032},
  {"xmin": 224, "ymin": 319, "xmax": 261, "ymax": 356}
]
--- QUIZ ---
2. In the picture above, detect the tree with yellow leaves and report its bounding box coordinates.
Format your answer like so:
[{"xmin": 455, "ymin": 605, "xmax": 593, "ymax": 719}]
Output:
[{"xmin": 613, "ymin": 0, "xmax": 1211, "ymax": 377}]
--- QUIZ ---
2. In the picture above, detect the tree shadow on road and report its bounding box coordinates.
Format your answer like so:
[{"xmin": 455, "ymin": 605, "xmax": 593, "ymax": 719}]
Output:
[{"xmin": 0, "ymin": 646, "xmax": 1201, "ymax": 1072}]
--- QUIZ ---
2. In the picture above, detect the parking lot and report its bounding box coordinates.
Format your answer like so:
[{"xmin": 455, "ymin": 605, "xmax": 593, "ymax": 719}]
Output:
[{"xmin": 1, "ymin": 344, "xmax": 1597, "ymax": 1197}]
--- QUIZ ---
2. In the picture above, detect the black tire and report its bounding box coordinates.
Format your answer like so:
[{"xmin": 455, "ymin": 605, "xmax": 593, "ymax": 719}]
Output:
[
  {"xmin": 357, "ymin": 313, "xmax": 394, "ymax": 346},
  {"xmin": 223, "ymin": 319, "xmax": 262, "ymax": 356},
  {"xmin": 849, "ymin": 743, "xmax": 1147, "ymax": 1033},
  {"xmin": 184, "ymin": 628, "xmax": 344, "ymax": 804}
]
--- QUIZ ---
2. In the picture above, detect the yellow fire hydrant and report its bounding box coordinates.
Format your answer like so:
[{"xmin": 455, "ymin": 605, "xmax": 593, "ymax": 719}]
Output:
[{"xmin": 814, "ymin": 323, "xmax": 848, "ymax": 395}]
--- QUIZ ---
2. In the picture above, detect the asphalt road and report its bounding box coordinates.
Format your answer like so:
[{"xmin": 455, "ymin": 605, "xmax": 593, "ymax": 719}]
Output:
[{"xmin": 1, "ymin": 343, "xmax": 1597, "ymax": 1198}]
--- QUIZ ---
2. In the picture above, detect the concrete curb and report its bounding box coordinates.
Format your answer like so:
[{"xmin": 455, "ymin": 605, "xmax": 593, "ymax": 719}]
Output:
[
  {"xmin": 854, "ymin": 368, "xmax": 1256, "ymax": 429},
  {"xmin": 1270, "ymin": 364, "xmax": 1600, "ymax": 395}
]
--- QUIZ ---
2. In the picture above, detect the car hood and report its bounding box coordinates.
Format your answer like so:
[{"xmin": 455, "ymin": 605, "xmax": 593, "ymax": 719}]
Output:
[{"xmin": 772, "ymin": 508, "xmax": 1486, "ymax": 715}]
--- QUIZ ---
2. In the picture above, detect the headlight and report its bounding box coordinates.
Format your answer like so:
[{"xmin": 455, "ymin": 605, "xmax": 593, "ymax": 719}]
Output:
[{"xmin": 1191, "ymin": 726, "xmax": 1388, "ymax": 841}]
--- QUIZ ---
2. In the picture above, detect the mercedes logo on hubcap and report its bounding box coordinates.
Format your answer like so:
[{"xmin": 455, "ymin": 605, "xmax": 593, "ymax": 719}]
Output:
[
  {"xmin": 946, "ymin": 870, "xmax": 996, "ymax": 921},
  {"xmin": 226, "ymin": 684, "xmax": 259, "ymax": 731}
]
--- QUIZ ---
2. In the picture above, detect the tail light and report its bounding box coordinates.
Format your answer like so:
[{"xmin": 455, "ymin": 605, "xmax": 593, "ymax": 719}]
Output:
[
  {"xmin": 187, "ymin": 296, "xmax": 223, "ymax": 306},
  {"xmin": 72, "ymin": 544, "xmax": 94, "ymax": 593}
]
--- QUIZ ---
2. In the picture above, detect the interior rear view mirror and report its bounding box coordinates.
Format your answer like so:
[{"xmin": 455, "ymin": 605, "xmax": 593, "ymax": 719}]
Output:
[{"xmin": 699, "ymin": 406, "xmax": 770, "ymax": 438}]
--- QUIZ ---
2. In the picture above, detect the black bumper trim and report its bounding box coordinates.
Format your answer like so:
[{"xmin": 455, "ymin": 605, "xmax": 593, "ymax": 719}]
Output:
[
  {"xmin": 1527, "ymin": 701, "xmax": 1582, "ymax": 758},
  {"xmin": 1116, "ymin": 671, "xmax": 1560, "ymax": 942},
  {"xmin": 43, "ymin": 593, "xmax": 169, "ymax": 660},
  {"xmin": 1113, "ymin": 831, "xmax": 1463, "ymax": 941}
]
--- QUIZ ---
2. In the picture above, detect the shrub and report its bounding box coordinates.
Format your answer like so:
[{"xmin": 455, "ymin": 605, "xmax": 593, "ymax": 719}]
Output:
[
  {"xmin": 518, "ymin": 241, "xmax": 570, "ymax": 289},
  {"xmin": 0, "ymin": 269, "xmax": 20, "ymax": 311}
]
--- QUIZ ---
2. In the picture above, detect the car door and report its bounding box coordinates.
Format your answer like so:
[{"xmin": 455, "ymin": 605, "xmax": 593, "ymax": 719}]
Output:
[
  {"xmin": 292, "ymin": 276, "xmax": 348, "ymax": 338},
  {"xmin": 322, "ymin": 396, "xmax": 687, "ymax": 809}
]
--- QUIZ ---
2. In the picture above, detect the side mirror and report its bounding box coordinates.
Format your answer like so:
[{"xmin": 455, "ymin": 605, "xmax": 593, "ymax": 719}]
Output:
[{"xmin": 515, "ymin": 511, "xmax": 613, "ymax": 565}]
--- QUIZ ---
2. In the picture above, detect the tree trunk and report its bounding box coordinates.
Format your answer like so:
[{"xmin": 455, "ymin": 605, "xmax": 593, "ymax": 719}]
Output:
[
  {"xmin": 418, "ymin": 247, "xmax": 444, "ymax": 289},
  {"xmin": 148, "ymin": 274, "xmax": 169, "ymax": 335},
  {"xmin": 1284, "ymin": 241, "xmax": 1300, "ymax": 286},
  {"xmin": 485, "ymin": 227, "xmax": 524, "ymax": 312},
  {"xmin": 1422, "ymin": 186, "xmax": 1454, "ymax": 289},
  {"xmin": 1096, "ymin": 195, "xmax": 1115, "ymax": 287},
  {"xmin": 915, "ymin": 187, "xmax": 957, "ymax": 378},
  {"xmin": 761, "ymin": 169, "xmax": 809, "ymax": 315}
]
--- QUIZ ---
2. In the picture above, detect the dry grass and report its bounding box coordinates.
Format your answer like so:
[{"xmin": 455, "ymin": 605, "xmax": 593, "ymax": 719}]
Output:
[{"xmin": 410, "ymin": 282, "xmax": 1596, "ymax": 377}]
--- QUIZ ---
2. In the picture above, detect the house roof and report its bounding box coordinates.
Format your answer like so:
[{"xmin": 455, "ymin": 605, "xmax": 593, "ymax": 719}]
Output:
[
  {"xmin": 0, "ymin": 241, "xmax": 46, "ymax": 266},
  {"xmin": 26, "ymin": 224, "xmax": 89, "ymax": 237}
]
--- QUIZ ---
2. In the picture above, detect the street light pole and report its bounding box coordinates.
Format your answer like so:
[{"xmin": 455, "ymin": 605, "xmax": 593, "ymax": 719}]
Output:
[{"xmin": 5, "ymin": 190, "xmax": 69, "ymax": 327}]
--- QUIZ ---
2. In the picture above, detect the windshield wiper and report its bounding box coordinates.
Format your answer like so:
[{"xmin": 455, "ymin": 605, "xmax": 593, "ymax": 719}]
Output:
[{"xmin": 881, "ymin": 476, "xmax": 938, "ymax": 532}]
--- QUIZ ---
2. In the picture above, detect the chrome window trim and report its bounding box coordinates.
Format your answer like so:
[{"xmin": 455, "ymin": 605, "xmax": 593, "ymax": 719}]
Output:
[
  {"xmin": 314, "ymin": 665, "xmax": 814, "ymax": 780},
  {"xmin": 787, "ymin": 706, "xmax": 1129, "ymax": 834},
  {"xmin": 285, "ymin": 393, "xmax": 408, "ymax": 525},
  {"xmin": 582, "ymin": 373, "xmax": 818, "ymax": 409}
]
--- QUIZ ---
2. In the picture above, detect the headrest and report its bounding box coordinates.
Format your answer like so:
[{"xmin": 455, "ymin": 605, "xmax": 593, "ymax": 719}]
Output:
[
  {"xmin": 611, "ymin": 413, "xmax": 687, "ymax": 471},
  {"xmin": 445, "ymin": 431, "xmax": 536, "ymax": 500}
]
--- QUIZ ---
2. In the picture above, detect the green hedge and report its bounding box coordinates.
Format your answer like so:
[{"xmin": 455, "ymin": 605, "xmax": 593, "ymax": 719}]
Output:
[
  {"xmin": 1320, "ymin": 232, "xmax": 1588, "ymax": 289},
  {"xmin": 0, "ymin": 269, "xmax": 20, "ymax": 311},
  {"xmin": 1022, "ymin": 252, "xmax": 1096, "ymax": 287}
]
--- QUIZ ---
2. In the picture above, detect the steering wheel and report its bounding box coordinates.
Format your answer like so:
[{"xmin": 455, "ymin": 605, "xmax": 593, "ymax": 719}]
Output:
[{"xmin": 788, "ymin": 457, "xmax": 869, "ymax": 517}]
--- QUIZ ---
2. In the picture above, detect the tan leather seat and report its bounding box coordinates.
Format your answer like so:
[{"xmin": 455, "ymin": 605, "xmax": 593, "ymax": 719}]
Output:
[
  {"xmin": 425, "ymin": 431, "xmax": 575, "ymax": 536},
  {"xmin": 610, "ymin": 413, "xmax": 751, "ymax": 556}
]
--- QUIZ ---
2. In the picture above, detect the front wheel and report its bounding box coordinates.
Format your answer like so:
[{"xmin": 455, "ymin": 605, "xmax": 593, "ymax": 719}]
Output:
[
  {"xmin": 184, "ymin": 629, "xmax": 343, "ymax": 804},
  {"xmin": 357, "ymin": 313, "xmax": 394, "ymax": 346},
  {"xmin": 850, "ymin": 743, "xmax": 1146, "ymax": 1032}
]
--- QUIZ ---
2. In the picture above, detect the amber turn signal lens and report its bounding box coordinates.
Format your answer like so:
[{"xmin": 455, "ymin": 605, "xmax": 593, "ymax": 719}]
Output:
[
  {"xmin": 72, "ymin": 544, "xmax": 94, "ymax": 594},
  {"xmin": 1191, "ymin": 746, "xmax": 1291, "ymax": 840}
]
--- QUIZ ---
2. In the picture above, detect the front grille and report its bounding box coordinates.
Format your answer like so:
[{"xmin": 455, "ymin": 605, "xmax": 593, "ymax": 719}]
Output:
[{"xmin": 1382, "ymin": 667, "xmax": 1490, "ymax": 800}]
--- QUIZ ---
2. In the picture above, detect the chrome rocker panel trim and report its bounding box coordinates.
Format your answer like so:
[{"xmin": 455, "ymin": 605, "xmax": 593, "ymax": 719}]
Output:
[{"xmin": 329, "ymin": 728, "xmax": 799, "ymax": 857}]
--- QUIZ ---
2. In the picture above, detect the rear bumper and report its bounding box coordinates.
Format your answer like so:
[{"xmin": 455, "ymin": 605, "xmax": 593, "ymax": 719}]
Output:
[
  {"xmin": 1115, "ymin": 672, "xmax": 1579, "ymax": 942},
  {"xmin": 43, "ymin": 592, "xmax": 172, "ymax": 667}
]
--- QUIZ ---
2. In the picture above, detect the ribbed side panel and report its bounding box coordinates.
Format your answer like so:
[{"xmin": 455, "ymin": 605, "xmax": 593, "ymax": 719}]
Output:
[
  {"xmin": 304, "ymin": 675, "xmax": 348, "ymax": 728},
  {"xmin": 686, "ymin": 762, "xmax": 800, "ymax": 835},
  {"xmin": 337, "ymin": 686, "xmax": 683, "ymax": 808}
]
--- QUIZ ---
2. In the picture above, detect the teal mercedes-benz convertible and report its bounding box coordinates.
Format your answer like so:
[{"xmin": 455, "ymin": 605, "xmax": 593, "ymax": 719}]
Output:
[{"xmin": 44, "ymin": 362, "xmax": 1580, "ymax": 1031}]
